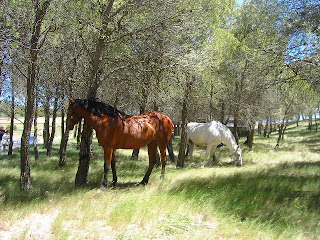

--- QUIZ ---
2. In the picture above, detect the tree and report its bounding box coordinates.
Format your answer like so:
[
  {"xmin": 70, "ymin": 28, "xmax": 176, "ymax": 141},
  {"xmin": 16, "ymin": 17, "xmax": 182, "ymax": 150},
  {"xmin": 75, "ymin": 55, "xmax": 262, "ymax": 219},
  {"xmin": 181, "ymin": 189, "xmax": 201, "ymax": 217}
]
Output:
[{"xmin": 19, "ymin": 0, "xmax": 51, "ymax": 191}]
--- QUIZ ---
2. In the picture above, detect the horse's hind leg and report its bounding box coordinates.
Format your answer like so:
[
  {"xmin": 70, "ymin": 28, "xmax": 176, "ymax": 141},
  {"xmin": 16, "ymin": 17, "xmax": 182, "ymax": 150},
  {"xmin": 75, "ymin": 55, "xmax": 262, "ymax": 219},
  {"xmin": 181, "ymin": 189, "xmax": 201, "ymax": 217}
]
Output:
[
  {"xmin": 140, "ymin": 140, "xmax": 157, "ymax": 185},
  {"xmin": 159, "ymin": 145, "xmax": 167, "ymax": 180}
]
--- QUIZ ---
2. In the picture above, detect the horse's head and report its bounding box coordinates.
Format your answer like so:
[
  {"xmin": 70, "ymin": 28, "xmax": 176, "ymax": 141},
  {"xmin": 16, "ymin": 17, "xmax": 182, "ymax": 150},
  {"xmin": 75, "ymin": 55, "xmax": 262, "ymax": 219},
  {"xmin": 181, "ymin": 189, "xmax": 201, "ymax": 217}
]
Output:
[
  {"xmin": 231, "ymin": 146, "xmax": 243, "ymax": 166},
  {"xmin": 67, "ymin": 98, "xmax": 82, "ymax": 130}
]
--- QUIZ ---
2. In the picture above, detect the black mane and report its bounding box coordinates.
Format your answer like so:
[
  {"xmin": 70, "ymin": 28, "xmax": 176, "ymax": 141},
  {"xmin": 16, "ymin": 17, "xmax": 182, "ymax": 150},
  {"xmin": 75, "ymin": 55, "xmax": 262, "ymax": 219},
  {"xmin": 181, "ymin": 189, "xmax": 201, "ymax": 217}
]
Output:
[{"xmin": 74, "ymin": 99, "xmax": 126, "ymax": 118}]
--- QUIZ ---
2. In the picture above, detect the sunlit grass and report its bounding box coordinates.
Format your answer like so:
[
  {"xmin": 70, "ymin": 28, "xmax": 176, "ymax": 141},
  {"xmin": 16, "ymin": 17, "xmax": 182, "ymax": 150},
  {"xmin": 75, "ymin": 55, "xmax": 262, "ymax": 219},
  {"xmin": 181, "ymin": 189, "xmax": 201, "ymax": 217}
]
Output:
[{"xmin": 0, "ymin": 121, "xmax": 319, "ymax": 239}]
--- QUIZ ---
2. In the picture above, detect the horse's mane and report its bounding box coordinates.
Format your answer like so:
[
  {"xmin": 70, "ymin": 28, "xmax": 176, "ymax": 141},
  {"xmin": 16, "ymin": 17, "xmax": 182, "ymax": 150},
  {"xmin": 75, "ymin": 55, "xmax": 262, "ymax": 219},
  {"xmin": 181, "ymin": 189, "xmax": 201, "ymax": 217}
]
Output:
[{"xmin": 74, "ymin": 99, "xmax": 127, "ymax": 118}]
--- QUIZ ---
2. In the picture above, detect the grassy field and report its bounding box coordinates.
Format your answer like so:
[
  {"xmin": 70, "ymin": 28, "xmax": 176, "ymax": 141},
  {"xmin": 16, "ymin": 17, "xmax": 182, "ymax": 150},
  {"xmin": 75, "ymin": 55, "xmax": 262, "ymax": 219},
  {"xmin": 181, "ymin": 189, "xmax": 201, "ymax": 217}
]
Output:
[{"xmin": 0, "ymin": 121, "xmax": 319, "ymax": 239}]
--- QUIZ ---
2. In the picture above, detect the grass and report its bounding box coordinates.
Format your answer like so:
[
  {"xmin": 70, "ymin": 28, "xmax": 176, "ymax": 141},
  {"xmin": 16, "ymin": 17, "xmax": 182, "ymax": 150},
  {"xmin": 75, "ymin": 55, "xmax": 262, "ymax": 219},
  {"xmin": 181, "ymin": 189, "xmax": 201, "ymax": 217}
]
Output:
[{"xmin": 0, "ymin": 121, "xmax": 319, "ymax": 239}]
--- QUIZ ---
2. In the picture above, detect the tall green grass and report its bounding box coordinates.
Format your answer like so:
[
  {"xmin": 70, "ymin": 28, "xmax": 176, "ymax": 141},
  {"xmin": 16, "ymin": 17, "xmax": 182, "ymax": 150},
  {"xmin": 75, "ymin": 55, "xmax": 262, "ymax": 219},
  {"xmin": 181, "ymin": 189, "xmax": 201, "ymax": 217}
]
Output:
[{"xmin": 0, "ymin": 122, "xmax": 319, "ymax": 239}]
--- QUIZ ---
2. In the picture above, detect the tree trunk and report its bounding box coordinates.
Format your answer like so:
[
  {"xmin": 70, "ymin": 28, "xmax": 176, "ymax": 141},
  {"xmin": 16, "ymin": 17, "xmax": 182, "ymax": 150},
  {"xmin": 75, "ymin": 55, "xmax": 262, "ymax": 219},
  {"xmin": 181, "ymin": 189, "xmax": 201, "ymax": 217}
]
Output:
[
  {"xmin": 167, "ymin": 135, "xmax": 175, "ymax": 163},
  {"xmin": 275, "ymin": 118, "xmax": 286, "ymax": 148},
  {"xmin": 59, "ymin": 96, "xmax": 69, "ymax": 166},
  {"xmin": 267, "ymin": 119, "xmax": 273, "ymax": 138},
  {"xmin": 47, "ymin": 91, "xmax": 59, "ymax": 156},
  {"xmin": 61, "ymin": 102, "xmax": 65, "ymax": 138},
  {"xmin": 73, "ymin": 124, "xmax": 78, "ymax": 138},
  {"xmin": 209, "ymin": 79, "xmax": 214, "ymax": 121},
  {"xmin": 308, "ymin": 115, "xmax": 312, "ymax": 131},
  {"xmin": 43, "ymin": 94, "xmax": 50, "ymax": 149},
  {"xmin": 75, "ymin": 122, "xmax": 93, "ymax": 186},
  {"xmin": 75, "ymin": 0, "xmax": 116, "ymax": 186},
  {"xmin": 8, "ymin": 79, "xmax": 15, "ymax": 156},
  {"xmin": 177, "ymin": 77, "xmax": 194, "ymax": 168},
  {"xmin": 59, "ymin": 128, "xmax": 70, "ymax": 166},
  {"xmin": 263, "ymin": 118, "xmax": 269, "ymax": 137},
  {"xmin": 76, "ymin": 121, "xmax": 82, "ymax": 149},
  {"xmin": 233, "ymin": 114, "xmax": 239, "ymax": 145},
  {"xmin": 247, "ymin": 123, "xmax": 254, "ymax": 150},
  {"xmin": 257, "ymin": 121, "xmax": 262, "ymax": 135},
  {"xmin": 33, "ymin": 92, "xmax": 39, "ymax": 160},
  {"xmin": 220, "ymin": 100, "xmax": 225, "ymax": 123},
  {"xmin": 20, "ymin": 0, "xmax": 51, "ymax": 191}
]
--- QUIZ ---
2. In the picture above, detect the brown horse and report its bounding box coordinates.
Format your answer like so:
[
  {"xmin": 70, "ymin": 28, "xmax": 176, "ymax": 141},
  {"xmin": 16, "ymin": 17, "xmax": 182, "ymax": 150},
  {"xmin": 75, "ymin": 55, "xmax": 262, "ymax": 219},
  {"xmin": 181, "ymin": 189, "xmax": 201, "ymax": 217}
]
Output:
[{"xmin": 67, "ymin": 98, "xmax": 173, "ymax": 188}]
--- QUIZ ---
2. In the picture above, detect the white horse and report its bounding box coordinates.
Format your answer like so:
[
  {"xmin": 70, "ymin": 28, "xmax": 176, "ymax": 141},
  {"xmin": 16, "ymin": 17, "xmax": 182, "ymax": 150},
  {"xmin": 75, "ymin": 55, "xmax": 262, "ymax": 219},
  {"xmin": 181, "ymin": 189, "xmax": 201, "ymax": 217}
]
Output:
[{"xmin": 187, "ymin": 121, "xmax": 243, "ymax": 166}]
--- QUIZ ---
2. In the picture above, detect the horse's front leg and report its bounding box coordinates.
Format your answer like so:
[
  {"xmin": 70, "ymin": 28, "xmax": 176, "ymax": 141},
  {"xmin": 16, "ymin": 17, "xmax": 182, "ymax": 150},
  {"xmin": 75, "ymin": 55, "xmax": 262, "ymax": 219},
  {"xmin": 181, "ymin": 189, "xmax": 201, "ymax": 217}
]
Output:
[
  {"xmin": 203, "ymin": 144, "xmax": 213, "ymax": 167},
  {"xmin": 209, "ymin": 145, "xmax": 218, "ymax": 166},
  {"xmin": 101, "ymin": 147, "xmax": 113, "ymax": 190},
  {"xmin": 188, "ymin": 140, "xmax": 194, "ymax": 163},
  {"xmin": 111, "ymin": 150, "xmax": 117, "ymax": 186}
]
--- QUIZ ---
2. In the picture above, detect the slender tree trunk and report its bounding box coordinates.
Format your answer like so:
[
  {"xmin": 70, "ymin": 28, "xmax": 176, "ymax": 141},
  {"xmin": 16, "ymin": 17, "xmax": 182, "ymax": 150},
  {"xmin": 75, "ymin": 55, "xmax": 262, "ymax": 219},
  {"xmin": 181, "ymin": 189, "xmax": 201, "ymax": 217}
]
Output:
[
  {"xmin": 257, "ymin": 121, "xmax": 262, "ymax": 135},
  {"xmin": 209, "ymin": 79, "xmax": 214, "ymax": 121},
  {"xmin": 247, "ymin": 123, "xmax": 255, "ymax": 150},
  {"xmin": 76, "ymin": 121, "xmax": 82, "ymax": 149},
  {"xmin": 59, "ymin": 100, "xmax": 69, "ymax": 166},
  {"xmin": 61, "ymin": 102, "xmax": 65, "ymax": 138},
  {"xmin": 59, "ymin": 128, "xmax": 70, "ymax": 166},
  {"xmin": 167, "ymin": 135, "xmax": 175, "ymax": 163},
  {"xmin": 263, "ymin": 118, "xmax": 269, "ymax": 137},
  {"xmin": 308, "ymin": 115, "xmax": 312, "ymax": 131},
  {"xmin": 233, "ymin": 114, "xmax": 239, "ymax": 145},
  {"xmin": 177, "ymin": 76, "xmax": 194, "ymax": 168},
  {"xmin": 43, "ymin": 94, "xmax": 50, "ymax": 149},
  {"xmin": 73, "ymin": 124, "xmax": 78, "ymax": 138},
  {"xmin": 276, "ymin": 118, "xmax": 286, "ymax": 148},
  {"xmin": 296, "ymin": 115, "xmax": 300, "ymax": 126},
  {"xmin": 220, "ymin": 100, "xmax": 225, "ymax": 123},
  {"xmin": 8, "ymin": 80, "xmax": 15, "ymax": 155},
  {"xmin": 47, "ymin": 91, "xmax": 58, "ymax": 156},
  {"xmin": 20, "ymin": 0, "xmax": 51, "ymax": 191},
  {"xmin": 267, "ymin": 119, "xmax": 272, "ymax": 138},
  {"xmin": 33, "ymin": 92, "xmax": 39, "ymax": 160}
]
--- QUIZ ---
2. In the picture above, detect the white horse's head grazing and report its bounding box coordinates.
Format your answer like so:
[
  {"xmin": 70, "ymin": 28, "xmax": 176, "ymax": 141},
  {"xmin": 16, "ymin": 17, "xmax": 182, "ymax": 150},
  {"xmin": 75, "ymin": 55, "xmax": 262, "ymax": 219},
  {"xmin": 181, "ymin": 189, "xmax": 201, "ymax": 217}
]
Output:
[{"xmin": 230, "ymin": 146, "xmax": 243, "ymax": 166}]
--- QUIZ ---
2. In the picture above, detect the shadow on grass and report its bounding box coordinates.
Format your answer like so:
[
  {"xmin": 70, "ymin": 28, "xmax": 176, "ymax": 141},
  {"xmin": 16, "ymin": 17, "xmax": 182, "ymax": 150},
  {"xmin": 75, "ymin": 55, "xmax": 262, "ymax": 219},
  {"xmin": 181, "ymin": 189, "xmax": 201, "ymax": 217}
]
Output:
[
  {"xmin": 168, "ymin": 160, "xmax": 320, "ymax": 236},
  {"xmin": 0, "ymin": 145, "xmax": 153, "ymax": 207}
]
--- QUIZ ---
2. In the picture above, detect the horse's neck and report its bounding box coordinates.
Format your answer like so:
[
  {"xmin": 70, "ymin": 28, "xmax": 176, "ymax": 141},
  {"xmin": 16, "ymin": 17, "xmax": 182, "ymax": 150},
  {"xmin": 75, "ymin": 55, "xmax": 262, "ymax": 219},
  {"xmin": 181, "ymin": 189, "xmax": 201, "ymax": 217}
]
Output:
[
  {"xmin": 223, "ymin": 135, "xmax": 238, "ymax": 153},
  {"xmin": 77, "ymin": 108, "xmax": 108, "ymax": 131}
]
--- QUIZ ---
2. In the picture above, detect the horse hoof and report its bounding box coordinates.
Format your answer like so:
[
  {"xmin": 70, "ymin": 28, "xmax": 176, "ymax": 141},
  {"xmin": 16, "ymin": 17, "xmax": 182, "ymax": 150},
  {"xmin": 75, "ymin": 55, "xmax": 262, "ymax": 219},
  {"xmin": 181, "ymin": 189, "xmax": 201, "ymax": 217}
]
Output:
[
  {"xmin": 138, "ymin": 181, "xmax": 147, "ymax": 186},
  {"xmin": 100, "ymin": 185, "xmax": 107, "ymax": 191}
]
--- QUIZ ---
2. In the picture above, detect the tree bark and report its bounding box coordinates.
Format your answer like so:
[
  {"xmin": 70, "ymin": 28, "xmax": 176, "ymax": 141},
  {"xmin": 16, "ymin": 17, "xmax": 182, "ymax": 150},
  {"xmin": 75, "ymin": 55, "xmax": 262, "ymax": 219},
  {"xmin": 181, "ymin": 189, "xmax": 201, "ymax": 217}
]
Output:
[
  {"xmin": 76, "ymin": 121, "xmax": 82, "ymax": 149},
  {"xmin": 33, "ymin": 92, "xmax": 39, "ymax": 160},
  {"xmin": 8, "ymin": 80, "xmax": 15, "ymax": 156},
  {"xmin": 75, "ymin": 122, "xmax": 93, "ymax": 186},
  {"xmin": 263, "ymin": 117, "xmax": 269, "ymax": 137},
  {"xmin": 46, "ymin": 90, "xmax": 59, "ymax": 156},
  {"xmin": 233, "ymin": 114, "xmax": 239, "ymax": 145},
  {"xmin": 59, "ymin": 96, "xmax": 69, "ymax": 166},
  {"xmin": 177, "ymin": 76, "xmax": 194, "ymax": 168},
  {"xmin": 275, "ymin": 118, "xmax": 286, "ymax": 148},
  {"xmin": 247, "ymin": 123, "xmax": 255, "ymax": 150},
  {"xmin": 167, "ymin": 135, "xmax": 175, "ymax": 163},
  {"xmin": 20, "ymin": 0, "xmax": 51, "ymax": 191},
  {"xmin": 43, "ymin": 93, "xmax": 50, "ymax": 149},
  {"xmin": 59, "ymin": 128, "xmax": 70, "ymax": 166}
]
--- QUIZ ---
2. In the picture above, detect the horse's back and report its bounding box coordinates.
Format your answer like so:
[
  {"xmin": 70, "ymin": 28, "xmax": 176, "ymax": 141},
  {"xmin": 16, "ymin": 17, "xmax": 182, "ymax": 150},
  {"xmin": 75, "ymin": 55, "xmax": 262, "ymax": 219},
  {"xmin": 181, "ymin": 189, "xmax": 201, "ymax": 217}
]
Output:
[
  {"xmin": 187, "ymin": 121, "xmax": 228, "ymax": 145},
  {"xmin": 138, "ymin": 111, "xmax": 173, "ymax": 145}
]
